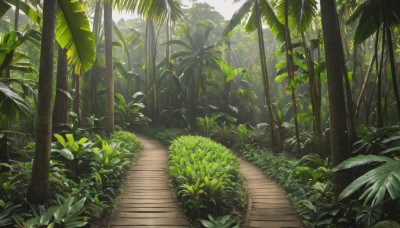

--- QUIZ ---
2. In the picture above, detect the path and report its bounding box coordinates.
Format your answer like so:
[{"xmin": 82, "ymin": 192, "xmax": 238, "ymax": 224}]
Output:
[
  {"xmin": 239, "ymin": 159, "xmax": 303, "ymax": 228},
  {"xmin": 110, "ymin": 135, "xmax": 189, "ymax": 227}
]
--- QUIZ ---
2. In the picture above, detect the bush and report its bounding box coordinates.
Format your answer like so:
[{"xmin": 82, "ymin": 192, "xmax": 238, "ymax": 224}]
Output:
[
  {"xmin": 168, "ymin": 136, "xmax": 246, "ymax": 224},
  {"xmin": 0, "ymin": 131, "xmax": 142, "ymax": 227}
]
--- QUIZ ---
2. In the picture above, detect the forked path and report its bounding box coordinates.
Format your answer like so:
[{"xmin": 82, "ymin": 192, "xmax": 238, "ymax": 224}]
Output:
[
  {"xmin": 110, "ymin": 135, "xmax": 189, "ymax": 227},
  {"xmin": 239, "ymin": 159, "xmax": 303, "ymax": 228}
]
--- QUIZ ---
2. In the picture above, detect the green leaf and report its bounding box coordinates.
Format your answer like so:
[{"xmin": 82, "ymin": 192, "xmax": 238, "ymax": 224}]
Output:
[
  {"xmin": 372, "ymin": 220, "xmax": 400, "ymax": 228},
  {"xmin": 54, "ymin": 197, "xmax": 75, "ymax": 222},
  {"xmin": 223, "ymin": 0, "xmax": 252, "ymax": 36},
  {"xmin": 333, "ymin": 155, "xmax": 394, "ymax": 171},
  {"xmin": 275, "ymin": 73, "xmax": 288, "ymax": 83},
  {"xmin": 3, "ymin": 0, "xmax": 41, "ymax": 25},
  {"xmin": 0, "ymin": 2, "xmax": 10, "ymax": 19},
  {"xmin": 338, "ymin": 159, "xmax": 400, "ymax": 206},
  {"xmin": 0, "ymin": 82, "xmax": 29, "ymax": 119},
  {"xmin": 58, "ymin": 148, "xmax": 74, "ymax": 160},
  {"xmin": 67, "ymin": 197, "xmax": 86, "ymax": 216},
  {"xmin": 381, "ymin": 146, "xmax": 400, "ymax": 155},
  {"xmin": 54, "ymin": 134, "xmax": 66, "ymax": 148},
  {"xmin": 56, "ymin": 0, "xmax": 95, "ymax": 73}
]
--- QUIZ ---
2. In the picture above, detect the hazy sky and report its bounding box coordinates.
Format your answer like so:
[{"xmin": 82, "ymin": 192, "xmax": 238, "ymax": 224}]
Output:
[{"xmin": 113, "ymin": 0, "xmax": 243, "ymax": 21}]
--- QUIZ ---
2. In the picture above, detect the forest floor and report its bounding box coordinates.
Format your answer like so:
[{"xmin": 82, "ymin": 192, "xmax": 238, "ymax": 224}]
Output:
[{"xmin": 110, "ymin": 136, "xmax": 303, "ymax": 228}]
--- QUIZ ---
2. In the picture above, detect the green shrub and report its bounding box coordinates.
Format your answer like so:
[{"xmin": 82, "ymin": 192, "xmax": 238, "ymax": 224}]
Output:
[
  {"xmin": 168, "ymin": 136, "xmax": 246, "ymax": 224},
  {"xmin": 0, "ymin": 131, "xmax": 143, "ymax": 226}
]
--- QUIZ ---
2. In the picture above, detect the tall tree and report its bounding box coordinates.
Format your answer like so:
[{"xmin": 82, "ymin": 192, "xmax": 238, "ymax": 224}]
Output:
[
  {"xmin": 104, "ymin": 2, "xmax": 114, "ymax": 136},
  {"xmin": 52, "ymin": 46, "xmax": 69, "ymax": 133},
  {"xmin": 223, "ymin": 0, "xmax": 284, "ymax": 147},
  {"xmin": 347, "ymin": 0, "xmax": 400, "ymax": 122},
  {"xmin": 27, "ymin": 0, "xmax": 58, "ymax": 204},
  {"xmin": 320, "ymin": 0, "xmax": 352, "ymax": 199}
]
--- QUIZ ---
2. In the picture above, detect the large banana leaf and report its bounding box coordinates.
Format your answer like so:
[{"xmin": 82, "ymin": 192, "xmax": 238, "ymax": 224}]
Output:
[
  {"xmin": 56, "ymin": 0, "xmax": 95, "ymax": 73},
  {"xmin": 346, "ymin": 0, "xmax": 400, "ymax": 44},
  {"xmin": 223, "ymin": 0, "xmax": 252, "ymax": 36},
  {"xmin": 2, "ymin": 0, "xmax": 41, "ymax": 24},
  {"xmin": 334, "ymin": 154, "xmax": 400, "ymax": 207}
]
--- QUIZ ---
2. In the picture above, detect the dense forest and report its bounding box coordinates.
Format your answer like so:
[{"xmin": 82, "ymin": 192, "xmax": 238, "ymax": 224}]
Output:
[{"xmin": 1, "ymin": 0, "xmax": 400, "ymax": 227}]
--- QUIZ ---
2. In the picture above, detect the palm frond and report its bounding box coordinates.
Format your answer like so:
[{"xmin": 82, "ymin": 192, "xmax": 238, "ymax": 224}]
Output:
[
  {"xmin": 0, "ymin": 82, "xmax": 29, "ymax": 119},
  {"xmin": 57, "ymin": 0, "xmax": 96, "ymax": 73},
  {"xmin": 260, "ymin": 0, "xmax": 285, "ymax": 41},
  {"xmin": 222, "ymin": 0, "xmax": 252, "ymax": 36},
  {"xmin": 335, "ymin": 154, "xmax": 400, "ymax": 207}
]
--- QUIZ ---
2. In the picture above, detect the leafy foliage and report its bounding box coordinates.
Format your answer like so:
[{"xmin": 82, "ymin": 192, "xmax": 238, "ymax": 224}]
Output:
[
  {"xmin": 241, "ymin": 146, "xmax": 338, "ymax": 227},
  {"xmin": 56, "ymin": 0, "xmax": 96, "ymax": 73},
  {"xmin": 168, "ymin": 136, "xmax": 246, "ymax": 224},
  {"xmin": 0, "ymin": 131, "xmax": 142, "ymax": 226},
  {"xmin": 200, "ymin": 214, "xmax": 238, "ymax": 228}
]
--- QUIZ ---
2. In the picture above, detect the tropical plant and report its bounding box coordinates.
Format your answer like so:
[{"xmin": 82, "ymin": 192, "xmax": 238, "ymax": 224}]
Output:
[
  {"xmin": 114, "ymin": 91, "xmax": 151, "ymax": 129},
  {"xmin": 21, "ymin": 197, "xmax": 87, "ymax": 228},
  {"xmin": 167, "ymin": 21, "xmax": 227, "ymax": 123},
  {"xmin": 52, "ymin": 134, "xmax": 94, "ymax": 179},
  {"xmin": 200, "ymin": 214, "xmax": 238, "ymax": 228},
  {"xmin": 334, "ymin": 154, "xmax": 400, "ymax": 207},
  {"xmin": 223, "ymin": 0, "xmax": 283, "ymax": 147},
  {"xmin": 168, "ymin": 136, "xmax": 246, "ymax": 224}
]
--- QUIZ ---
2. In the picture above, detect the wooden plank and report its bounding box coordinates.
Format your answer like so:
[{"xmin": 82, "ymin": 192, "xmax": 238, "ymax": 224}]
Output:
[
  {"xmin": 110, "ymin": 136, "xmax": 188, "ymax": 227},
  {"xmin": 111, "ymin": 218, "xmax": 188, "ymax": 226},
  {"xmin": 239, "ymin": 159, "xmax": 304, "ymax": 228}
]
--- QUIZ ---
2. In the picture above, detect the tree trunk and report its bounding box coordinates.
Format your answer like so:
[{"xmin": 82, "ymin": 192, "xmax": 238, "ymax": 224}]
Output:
[
  {"xmin": 255, "ymin": 0, "xmax": 275, "ymax": 148},
  {"xmin": 320, "ymin": 0, "xmax": 352, "ymax": 200},
  {"xmin": 52, "ymin": 46, "xmax": 69, "ymax": 133},
  {"xmin": 284, "ymin": 0, "xmax": 300, "ymax": 150},
  {"xmin": 377, "ymin": 26, "xmax": 385, "ymax": 128},
  {"xmin": 383, "ymin": 0, "xmax": 400, "ymax": 121},
  {"xmin": 356, "ymin": 52, "xmax": 376, "ymax": 118},
  {"xmin": 73, "ymin": 72, "xmax": 81, "ymax": 123},
  {"xmin": 104, "ymin": 3, "xmax": 114, "ymax": 136},
  {"xmin": 87, "ymin": 1, "xmax": 102, "ymax": 116},
  {"xmin": 14, "ymin": 0, "xmax": 19, "ymax": 30},
  {"xmin": 27, "ymin": 0, "xmax": 57, "ymax": 204},
  {"xmin": 145, "ymin": 17, "xmax": 157, "ymax": 122}
]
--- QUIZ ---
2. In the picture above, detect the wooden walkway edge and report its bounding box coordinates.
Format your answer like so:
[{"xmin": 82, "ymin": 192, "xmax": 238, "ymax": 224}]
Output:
[
  {"xmin": 110, "ymin": 135, "xmax": 189, "ymax": 227},
  {"xmin": 239, "ymin": 159, "xmax": 303, "ymax": 228}
]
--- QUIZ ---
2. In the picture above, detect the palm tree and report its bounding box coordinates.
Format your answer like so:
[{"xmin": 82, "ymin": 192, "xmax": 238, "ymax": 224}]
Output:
[
  {"xmin": 27, "ymin": 0, "xmax": 58, "ymax": 204},
  {"xmin": 117, "ymin": 0, "xmax": 183, "ymax": 122},
  {"xmin": 168, "ymin": 22, "xmax": 224, "ymax": 123},
  {"xmin": 104, "ymin": 2, "xmax": 114, "ymax": 136},
  {"xmin": 223, "ymin": 0, "xmax": 284, "ymax": 148},
  {"xmin": 52, "ymin": 46, "xmax": 69, "ymax": 133},
  {"xmin": 25, "ymin": 0, "xmax": 95, "ymax": 203},
  {"xmin": 320, "ymin": 0, "xmax": 352, "ymax": 199},
  {"xmin": 347, "ymin": 0, "xmax": 400, "ymax": 123}
]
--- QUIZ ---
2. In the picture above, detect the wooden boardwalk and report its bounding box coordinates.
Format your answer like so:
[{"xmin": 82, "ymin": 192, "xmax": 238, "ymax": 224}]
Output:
[
  {"xmin": 110, "ymin": 136, "xmax": 189, "ymax": 227},
  {"xmin": 239, "ymin": 159, "xmax": 303, "ymax": 228}
]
